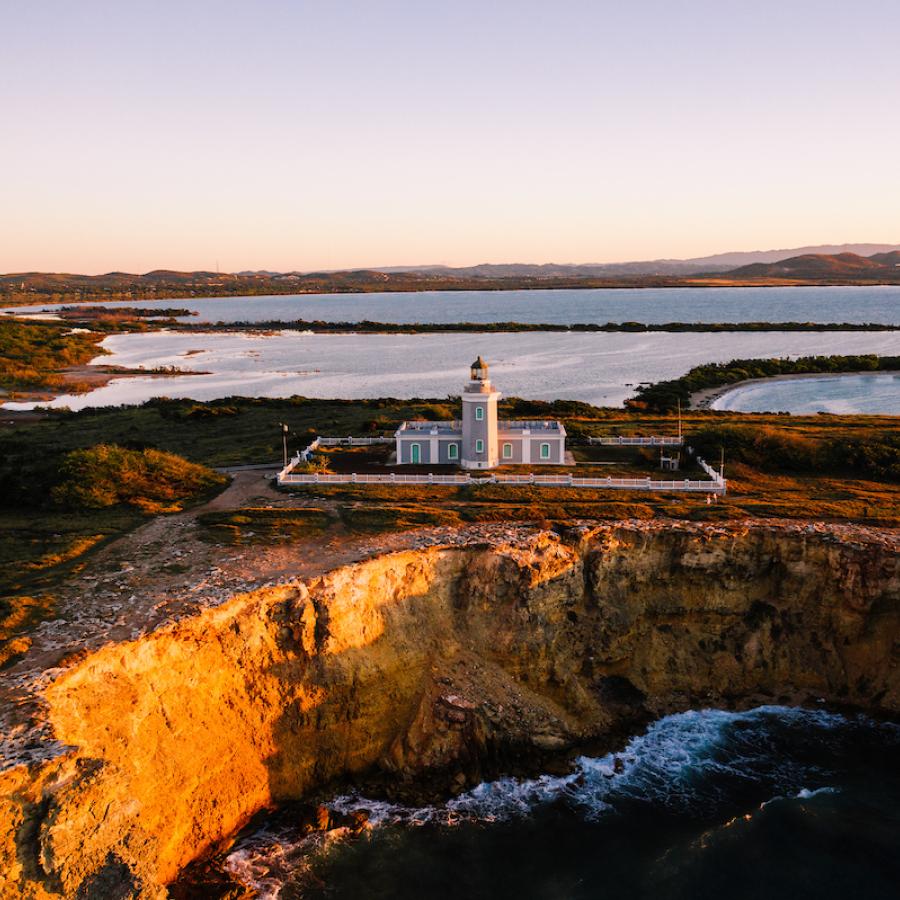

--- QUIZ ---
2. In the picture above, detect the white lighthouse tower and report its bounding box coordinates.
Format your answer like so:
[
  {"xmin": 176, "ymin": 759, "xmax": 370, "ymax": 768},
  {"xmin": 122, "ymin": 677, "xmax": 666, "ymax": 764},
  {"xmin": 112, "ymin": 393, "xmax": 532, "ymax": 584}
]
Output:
[{"xmin": 460, "ymin": 356, "xmax": 500, "ymax": 469}]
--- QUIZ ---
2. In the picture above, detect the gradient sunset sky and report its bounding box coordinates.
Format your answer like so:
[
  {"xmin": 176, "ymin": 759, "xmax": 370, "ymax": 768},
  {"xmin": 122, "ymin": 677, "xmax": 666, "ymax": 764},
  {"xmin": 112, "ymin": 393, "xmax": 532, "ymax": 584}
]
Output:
[{"xmin": 4, "ymin": 0, "xmax": 899, "ymax": 274}]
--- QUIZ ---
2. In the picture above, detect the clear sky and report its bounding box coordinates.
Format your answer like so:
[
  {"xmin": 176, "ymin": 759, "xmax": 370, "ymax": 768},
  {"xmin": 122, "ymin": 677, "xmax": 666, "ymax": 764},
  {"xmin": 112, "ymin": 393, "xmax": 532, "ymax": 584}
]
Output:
[{"xmin": 3, "ymin": 0, "xmax": 899, "ymax": 274}]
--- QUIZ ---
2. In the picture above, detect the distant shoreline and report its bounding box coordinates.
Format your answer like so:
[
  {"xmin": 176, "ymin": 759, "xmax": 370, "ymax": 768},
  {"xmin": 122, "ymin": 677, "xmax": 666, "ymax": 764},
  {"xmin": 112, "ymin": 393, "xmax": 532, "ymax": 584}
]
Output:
[
  {"xmin": 182, "ymin": 320, "xmax": 900, "ymax": 335},
  {"xmin": 4, "ymin": 278, "xmax": 900, "ymax": 309},
  {"xmin": 6, "ymin": 307, "xmax": 900, "ymax": 334},
  {"xmin": 691, "ymin": 370, "xmax": 900, "ymax": 410}
]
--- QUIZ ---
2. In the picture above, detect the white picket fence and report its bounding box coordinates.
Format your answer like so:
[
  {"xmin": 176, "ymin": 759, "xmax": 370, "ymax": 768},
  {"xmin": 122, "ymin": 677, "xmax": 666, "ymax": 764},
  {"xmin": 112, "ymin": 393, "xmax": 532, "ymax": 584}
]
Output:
[
  {"xmin": 587, "ymin": 436, "xmax": 682, "ymax": 446},
  {"xmin": 282, "ymin": 432, "xmax": 725, "ymax": 493},
  {"xmin": 317, "ymin": 436, "xmax": 394, "ymax": 446},
  {"xmin": 277, "ymin": 458, "xmax": 725, "ymax": 493}
]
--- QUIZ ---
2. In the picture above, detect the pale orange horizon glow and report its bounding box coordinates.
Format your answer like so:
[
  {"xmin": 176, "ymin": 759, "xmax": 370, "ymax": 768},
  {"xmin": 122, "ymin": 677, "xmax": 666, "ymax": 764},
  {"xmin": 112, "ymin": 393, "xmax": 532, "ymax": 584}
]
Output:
[{"xmin": 3, "ymin": 1, "xmax": 899, "ymax": 275}]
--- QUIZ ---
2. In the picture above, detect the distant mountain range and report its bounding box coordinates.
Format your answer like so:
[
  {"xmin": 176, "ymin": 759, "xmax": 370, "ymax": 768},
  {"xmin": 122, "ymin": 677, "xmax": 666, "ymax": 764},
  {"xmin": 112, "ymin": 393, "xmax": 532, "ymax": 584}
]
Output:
[
  {"xmin": 728, "ymin": 250, "xmax": 900, "ymax": 278},
  {"xmin": 374, "ymin": 244, "xmax": 900, "ymax": 277},
  {"xmin": 3, "ymin": 245, "xmax": 900, "ymax": 301}
]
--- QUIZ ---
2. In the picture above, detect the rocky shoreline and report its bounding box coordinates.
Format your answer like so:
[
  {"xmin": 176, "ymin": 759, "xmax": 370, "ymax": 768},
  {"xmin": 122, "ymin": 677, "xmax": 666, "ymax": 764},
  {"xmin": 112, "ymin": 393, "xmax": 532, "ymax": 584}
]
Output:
[{"xmin": 1, "ymin": 519, "xmax": 898, "ymax": 898}]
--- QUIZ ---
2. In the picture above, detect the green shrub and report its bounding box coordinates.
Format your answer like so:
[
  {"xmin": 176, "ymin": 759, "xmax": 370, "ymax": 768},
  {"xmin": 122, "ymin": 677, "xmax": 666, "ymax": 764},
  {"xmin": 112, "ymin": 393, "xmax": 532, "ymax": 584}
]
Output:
[{"xmin": 51, "ymin": 444, "xmax": 226, "ymax": 513}]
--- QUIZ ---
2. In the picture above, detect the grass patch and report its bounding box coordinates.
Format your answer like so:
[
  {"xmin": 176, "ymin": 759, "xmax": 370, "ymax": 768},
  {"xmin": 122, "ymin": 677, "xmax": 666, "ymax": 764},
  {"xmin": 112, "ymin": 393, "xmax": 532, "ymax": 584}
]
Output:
[
  {"xmin": 197, "ymin": 507, "xmax": 333, "ymax": 544},
  {"xmin": 0, "ymin": 442, "xmax": 226, "ymax": 662},
  {"xmin": 338, "ymin": 504, "xmax": 463, "ymax": 533}
]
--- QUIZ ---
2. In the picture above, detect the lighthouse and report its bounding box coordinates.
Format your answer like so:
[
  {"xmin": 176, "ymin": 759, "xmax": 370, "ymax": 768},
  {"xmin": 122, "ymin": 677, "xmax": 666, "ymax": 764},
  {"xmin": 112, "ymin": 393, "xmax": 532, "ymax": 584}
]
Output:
[
  {"xmin": 460, "ymin": 356, "xmax": 501, "ymax": 469},
  {"xmin": 394, "ymin": 359, "xmax": 566, "ymax": 468}
]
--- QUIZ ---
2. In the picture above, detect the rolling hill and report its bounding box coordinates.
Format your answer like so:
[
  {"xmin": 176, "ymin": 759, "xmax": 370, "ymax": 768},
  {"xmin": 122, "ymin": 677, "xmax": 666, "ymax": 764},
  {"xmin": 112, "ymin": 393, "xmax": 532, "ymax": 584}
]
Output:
[
  {"xmin": 3, "ymin": 246, "xmax": 900, "ymax": 304},
  {"xmin": 727, "ymin": 251, "xmax": 900, "ymax": 280}
]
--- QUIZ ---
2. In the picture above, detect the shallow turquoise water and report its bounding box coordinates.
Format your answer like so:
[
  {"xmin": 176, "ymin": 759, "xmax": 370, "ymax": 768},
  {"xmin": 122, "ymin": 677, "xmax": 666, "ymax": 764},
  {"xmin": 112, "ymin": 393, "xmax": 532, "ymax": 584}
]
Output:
[{"xmin": 712, "ymin": 373, "xmax": 900, "ymax": 414}]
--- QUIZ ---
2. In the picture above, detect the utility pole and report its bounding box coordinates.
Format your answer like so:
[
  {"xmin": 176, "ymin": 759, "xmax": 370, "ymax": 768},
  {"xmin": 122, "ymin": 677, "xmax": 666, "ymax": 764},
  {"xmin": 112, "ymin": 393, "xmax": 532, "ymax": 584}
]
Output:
[
  {"xmin": 719, "ymin": 446, "xmax": 725, "ymax": 479},
  {"xmin": 278, "ymin": 422, "xmax": 289, "ymax": 467},
  {"xmin": 677, "ymin": 397, "xmax": 682, "ymax": 442}
]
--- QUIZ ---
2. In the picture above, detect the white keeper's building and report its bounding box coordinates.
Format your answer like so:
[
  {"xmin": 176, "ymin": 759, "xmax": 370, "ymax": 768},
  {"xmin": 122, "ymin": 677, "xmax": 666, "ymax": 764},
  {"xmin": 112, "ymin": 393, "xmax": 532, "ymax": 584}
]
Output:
[{"xmin": 394, "ymin": 357, "xmax": 566, "ymax": 469}]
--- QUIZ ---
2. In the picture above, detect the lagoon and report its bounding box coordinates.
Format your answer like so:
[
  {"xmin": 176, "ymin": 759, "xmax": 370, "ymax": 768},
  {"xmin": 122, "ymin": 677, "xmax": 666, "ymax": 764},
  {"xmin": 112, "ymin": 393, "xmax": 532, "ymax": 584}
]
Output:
[
  {"xmin": 711, "ymin": 372, "xmax": 900, "ymax": 415},
  {"xmin": 5, "ymin": 284, "xmax": 900, "ymax": 326},
  {"xmin": 5, "ymin": 329, "xmax": 899, "ymax": 411}
]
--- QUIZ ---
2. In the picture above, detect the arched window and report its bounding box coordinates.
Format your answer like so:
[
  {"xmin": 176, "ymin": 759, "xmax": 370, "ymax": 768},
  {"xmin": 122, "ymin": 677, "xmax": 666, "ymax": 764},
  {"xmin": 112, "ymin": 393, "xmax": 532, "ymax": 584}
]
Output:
[
  {"xmin": 475, "ymin": 439, "xmax": 484, "ymax": 454},
  {"xmin": 475, "ymin": 406, "xmax": 484, "ymax": 421},
  {"xmin": 540, "ymin": 442, "xmax": 551, "ymax": 460},
  {"xmin": 448, "ymin": 443, "xmax": 458, "ymax": 460},
  {"xmin": 502, "ymin": 442, "xmax": 513, "ymax": 459}
]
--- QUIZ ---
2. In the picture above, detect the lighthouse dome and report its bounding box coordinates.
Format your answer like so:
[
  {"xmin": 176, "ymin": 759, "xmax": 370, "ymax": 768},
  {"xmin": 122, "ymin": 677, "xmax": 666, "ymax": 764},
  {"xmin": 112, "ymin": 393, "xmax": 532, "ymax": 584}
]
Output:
[{"xmin": 470, "ymin": 356, "xmax": 489, "ymax": 381}]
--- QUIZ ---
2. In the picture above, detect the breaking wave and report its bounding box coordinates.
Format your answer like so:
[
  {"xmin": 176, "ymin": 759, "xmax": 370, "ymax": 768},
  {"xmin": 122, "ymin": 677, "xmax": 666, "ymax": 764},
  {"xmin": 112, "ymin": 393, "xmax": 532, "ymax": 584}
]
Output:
[{"xmin": 223, "ymin": 706, "xmax": 900, "ymax": 898}]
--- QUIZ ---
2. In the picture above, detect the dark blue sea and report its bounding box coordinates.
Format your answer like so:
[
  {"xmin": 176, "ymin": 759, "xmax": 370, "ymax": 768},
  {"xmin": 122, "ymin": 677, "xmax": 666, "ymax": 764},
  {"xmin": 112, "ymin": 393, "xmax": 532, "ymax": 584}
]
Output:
[{"xmin": 222, "ymin": 706, "xmax": 900, "ymax": 899}]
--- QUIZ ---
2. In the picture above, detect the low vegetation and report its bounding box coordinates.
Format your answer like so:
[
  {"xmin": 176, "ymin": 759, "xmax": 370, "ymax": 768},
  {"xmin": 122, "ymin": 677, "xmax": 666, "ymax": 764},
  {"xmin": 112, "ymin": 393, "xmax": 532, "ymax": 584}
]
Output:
[
  {"xmin": 183, "ymin": 319, "xmax": 900, "ymax": 334},
  {"xmin": 0, "ymin": 318, "xmax": 106, "ymax": 391},
  {"xmin": 1, "ymin": 394, "xmax": 897, "ymax": 665},
  {"xmin": 57, "ymin": 306, "xmax": 193, "ymax": 319},
  {"xmin": 689, "ymin": 423, "xmax": 900, "ymax": 482},
  {"xmin": 0, "ymin": 440, "xmax": 224, "ymax": 666},
  {"xmin": 52, "ymin": 444, "xmax": 226, "ymax": 513},
  {"xmin": 197, "ymin": 507, "xmax": 331, "ymax": 544}
]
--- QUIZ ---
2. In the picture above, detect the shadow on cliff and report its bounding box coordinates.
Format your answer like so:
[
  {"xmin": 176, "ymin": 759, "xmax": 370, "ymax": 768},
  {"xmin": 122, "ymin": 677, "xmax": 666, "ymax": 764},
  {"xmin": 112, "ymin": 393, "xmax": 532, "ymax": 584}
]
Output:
[{"xmin": 254, "ymin": 544, "xmax": 598, "ymax": 807}]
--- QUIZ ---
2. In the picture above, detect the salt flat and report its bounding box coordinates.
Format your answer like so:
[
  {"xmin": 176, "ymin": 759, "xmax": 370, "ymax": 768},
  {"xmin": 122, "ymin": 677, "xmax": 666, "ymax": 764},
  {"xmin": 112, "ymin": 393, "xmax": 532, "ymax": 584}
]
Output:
[{"xmin": 5, "ymin": 328, "xmax": 899, "ymax": 410}]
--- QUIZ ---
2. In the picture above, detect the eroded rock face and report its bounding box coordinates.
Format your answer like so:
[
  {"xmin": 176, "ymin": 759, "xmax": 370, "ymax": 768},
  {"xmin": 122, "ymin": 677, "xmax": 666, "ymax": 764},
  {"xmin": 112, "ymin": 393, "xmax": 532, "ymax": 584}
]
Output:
[{"xmin": 1, "ymin": 522, "xmax": 898, "ymax": 898}]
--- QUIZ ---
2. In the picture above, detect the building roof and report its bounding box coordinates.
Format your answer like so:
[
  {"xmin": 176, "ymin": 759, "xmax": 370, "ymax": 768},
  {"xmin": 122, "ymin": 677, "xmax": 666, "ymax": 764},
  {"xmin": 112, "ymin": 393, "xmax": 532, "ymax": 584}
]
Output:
[
  {"xmin": 396, "ymin": 418, "xmax": 564, "ymax": 437},
  {"xmin": 396, "ymin": 420, "xmax": 462, "ymax": 436},
  {"xmin": 498, "ymin": 419, "xmax": 565, "ymax": 435}
]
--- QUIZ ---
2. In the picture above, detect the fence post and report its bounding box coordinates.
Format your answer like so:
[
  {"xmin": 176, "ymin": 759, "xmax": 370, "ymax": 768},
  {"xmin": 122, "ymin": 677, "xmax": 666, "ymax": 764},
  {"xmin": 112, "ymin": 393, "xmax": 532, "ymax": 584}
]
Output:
[{"xmin": 390, "ymin": 472, "xmax": 395, "ymax": 483}]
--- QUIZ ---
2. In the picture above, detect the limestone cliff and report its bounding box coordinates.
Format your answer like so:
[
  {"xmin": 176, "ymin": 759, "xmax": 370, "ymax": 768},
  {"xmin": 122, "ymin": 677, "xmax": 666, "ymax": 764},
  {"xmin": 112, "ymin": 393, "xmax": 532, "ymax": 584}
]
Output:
[{"xmin": 1, "ymin": 521, "xmax": 898, "ymax": 898}]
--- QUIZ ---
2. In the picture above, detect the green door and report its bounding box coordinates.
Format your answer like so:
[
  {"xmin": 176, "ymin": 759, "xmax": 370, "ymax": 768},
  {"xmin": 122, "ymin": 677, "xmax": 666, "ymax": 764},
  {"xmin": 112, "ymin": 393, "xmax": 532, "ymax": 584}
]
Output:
[{"xmin": 411, "ymin": 443, "xmax": 420, "ymax": 464}]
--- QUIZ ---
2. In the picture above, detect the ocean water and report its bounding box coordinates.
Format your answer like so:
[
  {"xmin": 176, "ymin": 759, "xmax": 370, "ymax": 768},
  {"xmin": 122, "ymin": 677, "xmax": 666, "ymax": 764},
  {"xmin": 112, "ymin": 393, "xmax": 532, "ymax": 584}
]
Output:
[
  {"xmin": 4, "ymin": 284, "xmax": 900, "ymax": 325},
  {"xmin": 712, "ymin": 373, "xmax": 900, "ymax": 414},
  {"xmin": 4, "ymin": 329, "xmax": 899, "ymax": 411},
  {"xmin": 219, "ymin": 706, "xmax": 900, "ymax": 900}
]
